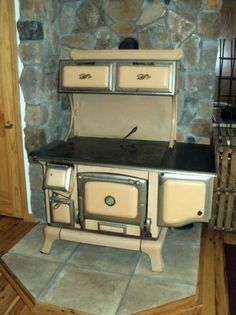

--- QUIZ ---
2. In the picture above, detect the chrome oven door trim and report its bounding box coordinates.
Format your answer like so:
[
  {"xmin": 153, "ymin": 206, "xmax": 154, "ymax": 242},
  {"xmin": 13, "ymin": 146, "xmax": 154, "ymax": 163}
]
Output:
[{"xmin": 77, "ymin": 172, "xmax": 147, "ymax": 227}]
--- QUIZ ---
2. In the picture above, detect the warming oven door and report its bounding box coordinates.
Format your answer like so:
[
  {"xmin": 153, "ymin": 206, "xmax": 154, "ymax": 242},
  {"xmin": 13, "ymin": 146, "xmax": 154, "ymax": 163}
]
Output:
[{"xmin": 77, "ymin": 173, "xmax": 147, "ymax": 230}]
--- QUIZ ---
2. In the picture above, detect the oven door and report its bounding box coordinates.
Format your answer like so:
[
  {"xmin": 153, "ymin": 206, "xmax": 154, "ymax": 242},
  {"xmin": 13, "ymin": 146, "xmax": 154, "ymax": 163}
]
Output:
[{"xmin": 77, "ymin": 173, "xmax": 147, "ymax": 227}]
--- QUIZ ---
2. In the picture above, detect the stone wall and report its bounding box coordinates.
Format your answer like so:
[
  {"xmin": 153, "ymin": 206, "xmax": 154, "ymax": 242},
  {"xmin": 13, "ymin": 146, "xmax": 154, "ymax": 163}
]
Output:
[{"xmin": 17, "ymin": 0, "xmax": 221, "ymax": 220}]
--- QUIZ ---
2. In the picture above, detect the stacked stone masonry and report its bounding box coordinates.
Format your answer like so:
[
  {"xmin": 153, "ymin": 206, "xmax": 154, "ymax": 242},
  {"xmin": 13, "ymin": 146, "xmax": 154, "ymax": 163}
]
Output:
[{"xmin": 17, "ymin": 0, "xmax": 221, "ymax": 219}]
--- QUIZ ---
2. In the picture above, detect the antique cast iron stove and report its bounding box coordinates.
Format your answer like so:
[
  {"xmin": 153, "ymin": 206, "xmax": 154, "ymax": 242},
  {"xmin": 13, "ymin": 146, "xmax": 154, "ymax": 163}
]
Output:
[{"xmin": 31, "ymin": 49, "xmax": 216, "ymax": 272}]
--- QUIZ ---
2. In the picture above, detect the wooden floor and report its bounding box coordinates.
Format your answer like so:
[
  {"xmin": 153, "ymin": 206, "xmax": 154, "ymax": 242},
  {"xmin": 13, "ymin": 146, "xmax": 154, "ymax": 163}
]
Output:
[{"xmin": 0, "ymin": 216, "xmax": 233, "ymax": 315}]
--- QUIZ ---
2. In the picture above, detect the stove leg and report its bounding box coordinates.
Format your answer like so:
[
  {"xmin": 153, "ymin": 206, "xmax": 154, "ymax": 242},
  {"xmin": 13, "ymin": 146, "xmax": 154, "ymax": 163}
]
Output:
[
  {"xmin": 141, "ymin": 227, "xmax": 167, "ymax": 272},
  {"xmin": 40, "ymin": 225, "xmax": 60, "ymax": 254}
]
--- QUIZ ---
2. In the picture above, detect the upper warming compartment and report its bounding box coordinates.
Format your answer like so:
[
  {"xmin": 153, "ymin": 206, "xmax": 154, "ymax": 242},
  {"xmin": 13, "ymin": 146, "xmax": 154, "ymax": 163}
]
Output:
[
  {"xmin": 59, "ymin": 49, "xmax": 182, "ymax": 96},
  {"xmin": 58, "ymin": 49, "xmax": 182, "ymax": 147}
]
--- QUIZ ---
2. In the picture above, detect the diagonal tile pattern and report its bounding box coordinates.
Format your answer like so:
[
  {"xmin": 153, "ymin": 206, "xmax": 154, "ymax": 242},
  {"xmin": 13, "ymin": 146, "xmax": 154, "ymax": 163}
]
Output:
[{"xmin": 2, "ymin": 223, "xmax": 202, "ymax": 315}]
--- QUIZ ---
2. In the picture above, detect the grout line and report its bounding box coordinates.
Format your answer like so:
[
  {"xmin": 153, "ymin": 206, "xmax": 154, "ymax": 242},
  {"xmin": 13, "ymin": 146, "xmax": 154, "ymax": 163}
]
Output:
[
  {"xmin": 65, "ymin": 259, "xmax": 137, "ymax": 277},
  {"xmin": 37, "ymin": 242, "xmax": 80, "ymax": 301},
  {"xmin": 114, "ymin": 251, "xmax": 141, "ymax": 315},
  {"xmin": 37, "ymin": 262, "xmax": 66, "ymax": 301}
]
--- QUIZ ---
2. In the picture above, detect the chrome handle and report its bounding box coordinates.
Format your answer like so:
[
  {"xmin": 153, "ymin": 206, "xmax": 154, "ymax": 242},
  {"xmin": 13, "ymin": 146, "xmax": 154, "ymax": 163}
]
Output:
[
  {"xmin": 4, "ymin": 121, "xmax": 13, "ymax": 129},
  {"xmin": 79, "ymin": 73, "xmax": 92, "ymax": 80},
  {"xmin": 137, "ymin": 73, "xmax": 151, "ymax": 80}
]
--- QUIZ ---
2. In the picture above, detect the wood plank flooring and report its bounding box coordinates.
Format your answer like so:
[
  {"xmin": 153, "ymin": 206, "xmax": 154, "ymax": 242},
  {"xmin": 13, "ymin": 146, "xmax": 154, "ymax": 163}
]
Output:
[
  {"xmin": 0, "ymin": 216, "xmax": 233, "ymax": 314},
  {"xmin": 0, "ymin": 216, "xmax": 36, "ymax": 256}
]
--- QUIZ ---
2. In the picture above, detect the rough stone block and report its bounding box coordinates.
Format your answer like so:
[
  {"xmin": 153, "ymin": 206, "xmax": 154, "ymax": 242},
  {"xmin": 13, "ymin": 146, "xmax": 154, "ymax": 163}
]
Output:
[
  {"xmin": 43, "ymin": 73, "xmax": 58, "ymax": 103},
  {"xmin": 25, "ymin": 127, "xmax": 47, "ymax": 152},
  {"xmin": 104, "ymin": 0, "xmax": 144, "ymax": 21},
  {"xmin": 45, "ymin": 122, "xmax": 61, "ymax": 143},
  {"xmin": 26, "ymin": 105, "xmax": 49, "ymax": 127},
  {"xmin": 198, "ymin": 99, "xmax": 214, "ymax": 118},
  {"xmin": 139, "ymin": 18, "xmax": 170, "ymax": 49},
  {"xmin": 173, "ymin": 0, "xmax": 203, "ymax": 22},
  {"xmin": 179, "ymin": 98, "xmax": 198, "ymax": 130},
  {"xmin": 61, "ymin": 34, "xmax": 94, "ymax": 50},
  {"xmin": 18, "ymin": 42, "xmax": 55, "ymax": 65},
  {"xmin": 20, "ymin": 0, "xmax": 45, "ymax": 18},
  {"xmin": 31, "ymin": 191, "xmax": 46, "ymax": 222},
  {"xmin": 168, "ymin": 11, "xmax": 195, "ymax": 47},
  {"xmin": 59, "ymin": 2, "xmax": 78, "ymax": 35},
  {"xmin": 74, "ymin": 0, "xmax": 105, "ymax": 33},
  {"xmin": 43, "ymin": 23, "xmax": 59, "ymax": 56},
  {"xmin": 181, "ymin": 34, "xmax": 201, "ymax": 69},
  {"xmin": 201, "ymin": 39, "xmax": 218, "ymax": 70},
  {"xmin": 137, "ymin": 0, "xmax": 166, "ymax": 25},
  {"xmin": 60, "ymin": 110, "xmax": 71, "ymax": 140},
  {"xmin": 206, "ymin": 0, "xmax": 222, "ymax": 9},
  {"xmin": 185, "ymin": 70, "xmax": 215, "ymax": 98},
  {"xmin": 60, "ymin": 94, "xmax": 71, "ymax": 111},
  {"xmin": 29, "ymin": 163, "xmax": 44, "ymax": 192},
  {"xmin": 111, "ymin": 23, "xmax": 135, "ymax": 36},
  {"xmin": 59, "ymin": 47, "xmax": 71, "ymax": 59},
  {"xmin": 178, "ymin": 97, "xmax": 198, "ymax": 125},
  {"xmin": 94, "ymin": 26, "xmax": 120, "ymax": 49},
  {"xmin": 17, "ymin": 20, "xmax": 44, "ymax": 41},
  {"xmin": 43, "ymin": 0, "xmax": 57, "ymax": 22},
  {"xmin": 18, "ymin": 42, "xmax": 43, "ymax": 64},
  {"xmin": 176, "ymin": 128, "xmax": 185, "ymax": 142},
  {"xmin": 20, "ymin": 66, "xmax": 43, "ymax": 105},
  {"xmin": 191, "ymin": 119, "xmax": 212, "ymax": 137},
  {"xmin": 198, "ymin": 12, "xmax": 220, "ymax": 38}
]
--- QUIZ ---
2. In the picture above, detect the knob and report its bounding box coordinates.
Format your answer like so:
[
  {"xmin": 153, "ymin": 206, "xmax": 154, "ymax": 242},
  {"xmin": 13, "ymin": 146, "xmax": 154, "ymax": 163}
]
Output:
[
  {"xmin": 4, "ymin": 121, "xmax": 13, "ymax": 129},
  {"xmin": 104, "ymin": 195, "xmax": 116, "ymax": 207}
]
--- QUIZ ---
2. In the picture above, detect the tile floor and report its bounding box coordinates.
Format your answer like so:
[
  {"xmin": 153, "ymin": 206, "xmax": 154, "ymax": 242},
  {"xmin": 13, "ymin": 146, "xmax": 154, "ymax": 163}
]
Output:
[{"xmin": 2, "ymin": 223, "xmax": 202, "ymax": 315}]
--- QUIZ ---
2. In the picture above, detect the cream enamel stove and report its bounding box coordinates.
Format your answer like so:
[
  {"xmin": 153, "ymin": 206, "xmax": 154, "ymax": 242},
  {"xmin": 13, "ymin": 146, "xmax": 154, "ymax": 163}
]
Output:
[{"xmin": 32, "ymin": 49, "xmax": 216, "ymax": 272}]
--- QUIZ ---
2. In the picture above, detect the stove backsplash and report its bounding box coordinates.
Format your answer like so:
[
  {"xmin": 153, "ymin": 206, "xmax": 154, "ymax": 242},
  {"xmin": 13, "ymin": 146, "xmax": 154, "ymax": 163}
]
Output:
[{"xmin": 17, "ymin": 0, "xmax": 221, "ymax": 220}]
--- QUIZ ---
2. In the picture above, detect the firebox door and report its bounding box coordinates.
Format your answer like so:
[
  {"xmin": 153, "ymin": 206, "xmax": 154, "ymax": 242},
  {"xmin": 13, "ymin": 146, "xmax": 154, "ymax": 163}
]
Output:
[{"xmin": 77, "ymin": 173, "xmax": 147, "ymax": 227}]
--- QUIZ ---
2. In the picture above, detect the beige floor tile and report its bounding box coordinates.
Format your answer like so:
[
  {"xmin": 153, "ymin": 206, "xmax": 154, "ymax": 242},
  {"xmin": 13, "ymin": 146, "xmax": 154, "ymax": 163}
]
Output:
[
  {"xmin": 117, "ymin": 276, "xmax": 196, "ymax": 315},
  {"xmin": 41, "ymin": 264, "xmax": 129, "ymax": 315},
  {"xmin": 2, "ymin": 253, "xmax": 62, "ymax": 298},
  {"xmin": 135, "ymin": 241, "xmax": 200, "ymax": 285},
  {"xmin": 67, "ymin": 243, "xmax": 140, "ymax": 274},
  {"xmin": 3, "ymin": 223, "xmax": 201, "ymax": 314},
  {"xmin": 166, "ymin": 223, "xmax": 202, "ymax": 244},
  {"xmin": 8, "ymin": 224, "xmax": 78, "ymax": 263}
]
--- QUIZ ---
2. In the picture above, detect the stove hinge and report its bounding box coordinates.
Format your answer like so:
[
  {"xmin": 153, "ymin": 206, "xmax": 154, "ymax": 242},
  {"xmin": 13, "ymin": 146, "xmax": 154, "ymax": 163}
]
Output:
[{"xmin": 144, "ymin": 218, "xmax": 152, "ymax": 238}]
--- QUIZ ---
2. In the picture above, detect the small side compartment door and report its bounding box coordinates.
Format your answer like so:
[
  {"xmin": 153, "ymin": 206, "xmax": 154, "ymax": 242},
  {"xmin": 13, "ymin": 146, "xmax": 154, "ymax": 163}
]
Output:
[{"xmin": 158, "ymin": 173, "xmax": 214, "ymax": 227}]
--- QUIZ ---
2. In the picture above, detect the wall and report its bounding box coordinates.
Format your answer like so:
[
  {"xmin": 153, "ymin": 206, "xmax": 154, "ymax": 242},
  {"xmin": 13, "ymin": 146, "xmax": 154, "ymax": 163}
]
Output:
[{"xmin": 16, "ymin": 0, "xmax": 221, "ymax": 220}]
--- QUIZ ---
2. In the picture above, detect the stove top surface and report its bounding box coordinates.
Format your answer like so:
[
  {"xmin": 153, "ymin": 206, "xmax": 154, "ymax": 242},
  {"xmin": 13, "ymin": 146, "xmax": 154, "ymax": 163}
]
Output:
[{"xmin": 31, "ymin": 136, "xmax": 216, "ymax": 175}]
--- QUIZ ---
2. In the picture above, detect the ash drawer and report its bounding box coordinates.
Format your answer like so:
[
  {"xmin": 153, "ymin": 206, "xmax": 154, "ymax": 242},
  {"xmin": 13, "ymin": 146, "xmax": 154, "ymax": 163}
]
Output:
[
  {"xmin": 50, "ymin": 198, "xmax": 74, "ymax": 226},
  {"xmin": 60, "ymin": 62, "xmax": 112, "ymax": 91},
  {"xmin": 116, "ymin": 62, "xmax": 176, "ymax": 94}
]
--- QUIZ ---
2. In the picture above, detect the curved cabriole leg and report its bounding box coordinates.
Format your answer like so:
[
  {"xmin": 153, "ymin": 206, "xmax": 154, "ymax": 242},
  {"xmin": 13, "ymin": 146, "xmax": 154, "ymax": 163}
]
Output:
[
  {"xmin": 141, "ymin": 227, "xmax": 168, "ymax": 272},
  {"xmin": 40, "ymin": 225, "xmax": 60, "ymax": 254}
]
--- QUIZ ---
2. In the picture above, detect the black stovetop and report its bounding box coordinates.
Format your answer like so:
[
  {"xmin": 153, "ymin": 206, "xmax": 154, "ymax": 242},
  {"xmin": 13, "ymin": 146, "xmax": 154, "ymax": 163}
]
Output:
[{"xmin": 30, "ymin": 136, "xmax": 216, "ymax": 175}]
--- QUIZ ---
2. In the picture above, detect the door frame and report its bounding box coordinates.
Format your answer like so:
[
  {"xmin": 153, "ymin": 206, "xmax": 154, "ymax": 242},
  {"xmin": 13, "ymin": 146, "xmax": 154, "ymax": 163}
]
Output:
[{"xmin": 0, "ymin": 0, "xmax": 31, "ymax": 221}]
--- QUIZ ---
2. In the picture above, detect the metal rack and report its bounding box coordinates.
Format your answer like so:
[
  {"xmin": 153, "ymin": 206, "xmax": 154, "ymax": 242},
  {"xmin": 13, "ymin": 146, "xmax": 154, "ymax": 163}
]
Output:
[
  {"xmin": 214, "ymin": 38, "xmax": 236, "ymax": 146},
  {"xmin": 211, "ymin": 38, "xmax": 236, "ymax": 231}
]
